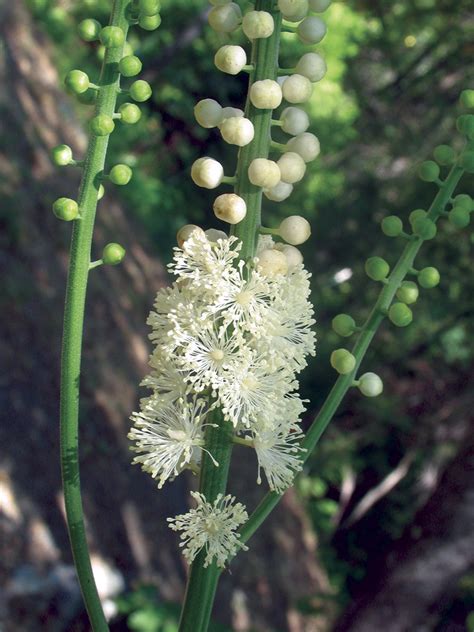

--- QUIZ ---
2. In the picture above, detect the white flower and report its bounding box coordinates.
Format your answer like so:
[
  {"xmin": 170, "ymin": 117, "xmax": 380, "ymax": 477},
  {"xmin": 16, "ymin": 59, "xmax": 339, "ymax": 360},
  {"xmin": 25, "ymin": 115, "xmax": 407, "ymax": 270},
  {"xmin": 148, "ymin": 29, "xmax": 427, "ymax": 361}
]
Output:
[
  {"xmin": 141, "ymin": 349, "xmax": 190, "ymax": 402},
  {"xmin": 167, "ymin": 491, "xmax": 248, "ymax": 567}
]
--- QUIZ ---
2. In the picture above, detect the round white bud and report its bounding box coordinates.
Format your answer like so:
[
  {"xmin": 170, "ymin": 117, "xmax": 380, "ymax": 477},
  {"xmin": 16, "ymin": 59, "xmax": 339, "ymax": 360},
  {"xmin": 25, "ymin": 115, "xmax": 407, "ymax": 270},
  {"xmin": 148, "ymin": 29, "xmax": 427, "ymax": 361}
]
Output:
[
  {"xmin": 358, "ymin": 372, "xmax": 383, "ymax": 397},
  {"xmin": 177, "ymin": 224, "xmax": 205, "ymax": 247},
  {"xmin": 275, "ymin": 243, "xmax": 304, "ymax": 270},
  {"xmin": 191, "ymin": 157, "xmax": 224, "ymax": 189},
  {"xmin": 308, "ymin": 0, "xmax": 331, "ymax": 11},
  {"xmin": 242, "ymin": 11, "xmax": 274, "ymax": 39},
  {"xmin": 279, "ymin": 215, "xmax": 311, "ymax": 245},
  {"xmin": 280, "ymin": 107, "xmax": 310, "ymax": 135},
  {"xmin": 250, "ymin": 80, "xmax": 283, "ymax": 109},
  {"xmin": 297, "ymin": 16, "xmax": 327, "ymax": 44},
  {"xmin": 205, "ymin": 228, "xmax": 228, "ymax": 242},
  {"xmin": 286, "ymin": 132, "xmax": 321, "ymax": 162},
  {"xmin": 295, "ymin": 52, "xmax": 327, "ymax": 82},
  {"xmin": 220, "ymin": 117, "xmax": 255, "ymax": 146},
  {"xmin": 257, "ymin": 249, "xmax": 288, "ymax": 276},
  {"xmin": 220, "ymin": 106, "xmax": 244, "ymax": 122},
  {"xmin": 214, "ymin": 45, "xmax": 247, "ymax": 75},
  {"xmin": 248, "ymin": 159, "xmax": 281, "ymax": 188},
  {"xmin": 194, "ymin": 99, "xmax": 222, "ymax": 128},
  {"xmin": 277, "ymin": 0, "xmax": 308, "ymax": 21},
  {"xmin": 208, "ymin": 3, "xmax": 242, "ymax": 33},
  {"xmin": 213, "ymin": 193, "xmax": 247, "ymax": 224},
  {"xmin": 264, "ymin": 181, "xmax": 294, "ymax": 202},
  {"xmin": 277, "ymin": 152, "xmax": 307, "ymax": 183},
  {"xmin": 282, "ymin": 74, "xmax": 313, "ymax": 104}
]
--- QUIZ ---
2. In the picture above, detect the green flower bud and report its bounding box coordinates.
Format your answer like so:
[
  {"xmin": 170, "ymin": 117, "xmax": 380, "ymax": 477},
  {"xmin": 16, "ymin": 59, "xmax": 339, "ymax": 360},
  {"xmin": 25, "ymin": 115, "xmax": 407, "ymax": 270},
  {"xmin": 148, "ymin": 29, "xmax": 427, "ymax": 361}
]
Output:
[
  {"xmin": 460, "ymin": 151, "xmax": 474, "ymax": 173},
  {"xmin": 90, "ymin": 114, "xmax": 115, "ymax": 136},
  {"xmin": 51, "ymin": 144, "xmax": 73, "ymax": 166},
  {"xmin": 139, "ymin": 0, "xmax": 161, "ymax": 15},
  {"xmin": 453, "ymin": 194, "xmax": 474, "ymax": 212},
  {"xmin": 53, "ymin": 197, "xmax": 79, "ymax": 221},
  {"xmin": 456, "ymin": 115, "xmax": 474, "ymax": 140},
  {"xmin": 460, "ymin": 89, "xmax": 474, "ymax": 109},
  {"xmin": 365, "ymin": 256, "xmax": 390, "ymax": 281},
  {"xmin": 412, "ymin": 216, "xmax": 437, "ymax": 240},
  {"xmin": 330, "ymin": 349, "xmax": 356, "ymax": 375},
  {"xmin": 396, "ymin": 281, "xmax": 419, "ymax": 304},
  {"xmin": 332, "ymin": 314, "xmax": 356, "ymax": 337},
  {"xmin": 139, "ymin": 13, "xmax": 162, "ymax": 30},
  {"xmin": 418, "ymin": 266, "xmax": 440, "ymax": 289},
  {"xmin": 388, "ymin": 302, "xmax": 413, "ymax": 327},
  {"xmin": 130, "ymin": 79, "xmax": 152, "ymax": 102},
  {"xmin": 448, "ymin": 207, "xmax": 470, "ymax": 229},
  {"xmin": 98, "ymin": 184, "xmax": 105, "ymax": 200},
  {"xmin": 358, "ymin": 372, "xmax": 383, "ymax": 397},
  {"xmin": 381, "ymin": 215, "xmax": 403, "ymax": 237},
  {"xmin": 418, "ymin": 160, "xmax": 440, "ymax": 182},
  {"xmin": 118, "ymin": 102, "xmax": 141, "ymax": 124},
  {"xmin": 78, "ymin": 18, "xmax": 102, "ymax": 42},
  {"xmin": 109, "ymin": 164, "xmax": 133, "ymax": 185},
  {"xmin": 408, "ymin": 209, "xmax": 426, "ymax": 227},
  {"xmin": 99, "ymin": 26, "xmax": 125, "ymax": 48},
  {"xmin": 119, "ymin": 55, "xmax": 142, "ymax": 77},
  {"xmin": 102, "ymin": 242, "xmax": 126, "ymax": 265},
  {"xmin": 64, "ymin": 69, "xmax": 89, "ymax": 94},
  {"xmin": 433, "ymin": 144, "xmax": 455, "ymax": 166}
]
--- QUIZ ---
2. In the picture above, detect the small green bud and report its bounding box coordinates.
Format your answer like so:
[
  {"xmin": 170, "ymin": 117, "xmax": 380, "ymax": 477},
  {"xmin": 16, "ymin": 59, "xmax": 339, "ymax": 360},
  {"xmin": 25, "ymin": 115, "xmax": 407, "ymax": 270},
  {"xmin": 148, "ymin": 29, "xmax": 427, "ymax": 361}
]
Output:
[
  {"xmin": 130, "ymin": 79, "xmax": 152, "ymax": 102},
  {"xmin": 332, "ymin": 314, "xmax": 356, "ymax": 337},
  {"xmin": 358, "ymin": 372, "xmax": 383, "ymax": 397},
  {"xmin": 460, "ymin": 151, "xmax": 474, "ymax": 173},
  {"xmin": 448, "ymin": 207, "xmax": 470, "ymax": 229},
  {"xmin": 409, "ymin": 209, "xmax": 427, "ymax": 227},
  {"xmin": 51, "ymin": 144, "xmax": 73, "ymax": 166},
  {"xmin": 77, "ymin": 18, "xmax": 101, "ymax": 41},
  {"xmin": 118, "ymin": 102, "xmax": 141, "ymax": 124},
  {"xmin": 98, "ymin": 184, "xmax": 105, "ymax": 200},
  {"xmin": 396, "ymin": 281, "xmax": 419, "ymax": 305},
  {"xmin": 139, "ymin": 13, "xmax": 162, "ymax": 30},
  {"xmin": 53, "ymin": 197, "xmax": 79, "ymax": 221},
  {"xmin": 99, "ymin": 26, "xmax": 125, "ymax": 48},
  {"xmin": 90, "ymin": 114, "xmax": 115, "ymax": 136},
  {"xmin": 381, "ymin": 215, "xmax": 403, "ymax": 237},
  {"xmin": 109, "ymin": 164, "xmax": 133, "ymax": 185},
  {"xmin": 411, "ymin": 216, "xmax": 437, "ymax": 240},
  {"xmin": 457, "ymin": 115, "xmax": 474, "ymax": 140},
  {"xmin": 102, "ymin": 242, "xmax": 126, "ymax": 265},
  {"xmin": 418, "ymin": 160, "xmax": 440, "ymax": 182},
  {"xmin": 64, "ymin": 69, "xmax": 89, "ymax": 94},
  {"xmin": 119, "ymin": 55, "xmax": 142, "ymax": 77},
  {"xmin": 365, "ymin": 256, "xmax": 390, "ymax": 281},
  {"xmin": 453, "ymin": 194, "xmax": 474, "ymax": 212},
  {"xmin": 418, "ymin": 266, "xmax": 440, "ymax": 289},
  {"xmin": 330, "ymin": 349, "xmax": 356, "ymax": 375},
  {"xmin": 388, "ymin": 302, "xmax": 413, "ymax": 327},
  {"xmin": 433, "ymin": 144, "xmax": 455, "ymax": 166},
  {"xmin": 460, "ymin": 89, "xmax": 474, "ymax": 109},
  {"xmin": 139, "ymin": 0, "xmax": 161, "ymax": 16}
]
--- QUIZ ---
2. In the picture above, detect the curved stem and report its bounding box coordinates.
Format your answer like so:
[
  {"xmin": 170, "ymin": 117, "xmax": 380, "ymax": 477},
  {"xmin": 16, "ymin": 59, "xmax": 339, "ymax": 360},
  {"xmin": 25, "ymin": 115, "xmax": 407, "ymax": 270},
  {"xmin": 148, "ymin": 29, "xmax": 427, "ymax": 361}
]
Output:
[{"xmin": 59, "ymin": 2, "xmax": 129, "ymax": 629}]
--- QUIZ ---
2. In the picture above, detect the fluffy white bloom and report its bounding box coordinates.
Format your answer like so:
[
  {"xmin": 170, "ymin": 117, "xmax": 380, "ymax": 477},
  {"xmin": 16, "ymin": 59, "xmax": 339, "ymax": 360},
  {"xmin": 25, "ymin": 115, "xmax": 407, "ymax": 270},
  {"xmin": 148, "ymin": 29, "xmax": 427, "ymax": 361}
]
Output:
[{"xmin": 168, "ymin": 492, "xmax": 248, "ymax": 567}]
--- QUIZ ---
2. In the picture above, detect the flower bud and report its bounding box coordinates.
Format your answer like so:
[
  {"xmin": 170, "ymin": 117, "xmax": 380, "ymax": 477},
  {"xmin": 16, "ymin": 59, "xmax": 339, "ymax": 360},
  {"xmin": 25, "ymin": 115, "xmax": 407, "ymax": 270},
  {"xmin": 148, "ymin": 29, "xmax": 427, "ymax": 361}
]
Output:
[
  {"xmin": 208, "ymin": 3, "xmax": 242, "ymax": 33},
  {"xmin": 412, "ymin": 217, "xmax": 437, "ymax": 240},
  {"xmin": 396, "ymin": 281, "xmax": 419, "ymax": 304},
  {"xmin": 191, "ymin": 157, "xmax": 224, "ymax": 189},
  {"xmin": 409, "ymin": 209, "xmax": 426, "ymax": 227},
  {"xmin": 433, "ymin": 144, "xmax": 455, "ymax": 166},
  {"xmin": 53, "ymin": 197, "xmax": 79, "ymax": 221},
  {"xmin": 278, "ymin": 0, "xmax": 308, "ymax": 22},
  {"xmin": 119, "ymin": 55, "xmax": 142, "ymax": 77},
  {"xmin": 274, "ymin": 243, "xmax": 303, "ymax": 270},
  {"xmin": 119, "ymin": 102, "xmax": 141, "ymax": 124},
  {"xmin": 139, "ymin": 0, "xmax": 161, "ymax": 15},
  {"xmin": 257, "ymin": 249, "xmax": 288, "ymax": 276},
  {"xmin": 242, "ymin": 11, "xmax": 274, "ymax": 39},
  {"xmin": 418, "ymin": 267, "xmax": 440, "ymax": 289},
  {"xmin": 365, "ymin": 256, "xmax": 389, "ymax": 281},
  {"xmin": 51, "ymin": 144, "xmax": 73, "ymax": 166},
  {"xmin": 295, "ymin": 52, "xmax": 327, "ymax": 82},
  {"xmin": 279, "ymin": 215, "xmax": 311, "ymax": 245},
  {"xmin": 332, "ymin": 314, "xmax": 356, "ymax": 337},
  {"xmin": 453, "ymin": 194, "xmax": 474, "ymax": 212},
  {"xmin": 264, "ymin": 181, "xmax": 293, "ymax": 202},
  {"xmin": 388, "ymin": 302, "xmax": 413, "ymax": 327},
  {"xmin": 250, "ymin": 80, "xmax": 282, "ymax": 109},
  {"xmin": 98, "ymin": 184, "xmax": 105, "ymax": 200},
  {"xmin": 177, "ymin": 224, "xmax": 205, "ymax": 247},
  {"xmin": 358, "ymin": 372, "xmax": 383, "ymax": 397},
  {"xmin": 99, "ymin": 26, "xmax": 125, "ymax": 48},
  {"xmin": 381, "ymin": 215, "xmax": 403, "ymax": 237},
  {"xmin": 280, "ymin": 107, "xmax": 310, "ymax": 135},
  {"xmin": 205, "ymin": 228, "xmax": 228, "ymax": 242},
  {"xmin": 286, "ymin": 133, "xmax": 320, "ymax": 162},
  {"xmin": 214, "ymin": 45, "xmax": 247, "ymax": 75},
  {"xmin": 248, "ymin": 159, "xmax": 281, "ymax": 188},
  {"xmin": 65, "ymin": 69, "xmax": 89, "ymax": 94},
  {"xmin": 460, "ymin": 89, "xmax": 474, "ymax": 109},
  {"xmin": 78, "ymin": 18, "xmax": 101, "ymax": 42},
  {"xmin": 220, "ymin": 117, "xmax": 255, "ymax": 146},
  {"xmin": 418, "ymin": 160, "xmax": 440, "ymax": 182},
  {"xmin": 297, "ymin": 16, "xmax": 327, "ymax": 44},
  {"xmin": 213, "ymin": 194, "xmax": 247, "ymax": 224},
  {"xmin": 309, "ymin": 0, "xmax": 331, "ymax": 10},
  {"xmin": 109, "ymin": 164, "xmax": 133, "ymax": 185},
  {"xmin": 102, "ymin": 243, "xmax": 126, "ymax": 265},
  {"xmin": 194, "ymin": 99, "xmax": 223, "ymax": 128},
  {"xmin": 90, "ymin": 114, "xmax": 115, "ymax": 136},
  {"xmin": 282, "ymin": 74, "xmax": 313, "ymax": 104},
  {"xmin": 448, "ymin": 207, "xmax": 471, "ymax": 228},
  {"xmin": 130, "ymin": 80, "xmax": 152, "ymax": 102},
  {"xmin": 139, "ymin": 14, "xmax": 162, "ymax": 30},
  {"xmin": 330, "ymin": 349, "xmax": 356, "ymax": 375},
  {"xmin": 277, "ymin": 152, "xmax": 306, "ymax": 183},
  {"xmin": 220, "ymin": 107, "xmax": 244, "ymax": 121}
]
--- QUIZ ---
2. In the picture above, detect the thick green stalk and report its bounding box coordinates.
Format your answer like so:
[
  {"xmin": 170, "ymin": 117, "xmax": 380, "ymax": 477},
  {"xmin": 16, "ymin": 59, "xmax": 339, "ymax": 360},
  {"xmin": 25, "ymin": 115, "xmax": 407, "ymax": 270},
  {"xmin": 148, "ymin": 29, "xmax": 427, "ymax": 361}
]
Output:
[
  {"xmin": 239, "ymin": 162, "xmax": 466, "ymax": 546},
  {"xmin": 59, "ymin": 3, "xmax": 129, "ymax": 629}
]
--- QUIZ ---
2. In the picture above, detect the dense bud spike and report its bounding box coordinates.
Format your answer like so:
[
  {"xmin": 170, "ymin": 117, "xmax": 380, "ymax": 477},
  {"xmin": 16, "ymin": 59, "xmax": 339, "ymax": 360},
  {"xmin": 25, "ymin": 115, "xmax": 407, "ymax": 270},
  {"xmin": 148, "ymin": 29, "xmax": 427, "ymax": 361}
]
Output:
[
  {"xmin": 53, "ymin": 197, "xmax": 79, "ymax": 221},
  {"xmin": 52, "ymin": 144, "xmax": 73, "ymax": 166},
  {"xmin": 396, "ymin": 281, "xmax": 419, "ymax": 304},
  {"xmin": 418, "ymin": 267, "xmax": 440, "ymax": 289},
  {"xmin": 381, "ymin": 215, "xmax": 403, "ymax": 237},
  {"xmin": 330, "ymin": 349, "xmax": 356, "ymax": 375},
  {"xmin": 332, "ymin": 314, "xmax": 356, "ymax": 337},
  {"xmin": 90, "ymin": 114, "xmax": 115, "ymax": 136},
  {"xmin": 65, "ymin": 69, "xmax": 90, "ymax": 94},
  {"xmin": 388, "ymin": 302, "xmax": 413, "ymax": 327},
  {"xmin": 119, "ymin": 55, "xmax": 142, "ymax": 77},
  {"xmin": 99, "ymin": 26, "xmax": 125, "ymax": 48},
  {"xmin": 118, "ymin": 102, "xmax": 142, "ymax": 124},
  {"xmin": 78, "ymin": 18, "xmax": 102, "ymax": 42},
  {"xmin": 418, "ymin": 161, "xmax": 440, "ymax": 182},
  {"xmin": 357, "ymin": 372, "xmax": 383, "ymax": 397},
  {"xmin": 365, "ymin": 256, "xmax": 390, "ymax": 281},
  {"xmin": 102, "ymin": 243, "xmax": 126, "ymax": 265},
  {"xmin": 130, "ymin": 80, "xmax": 152, "ymax": 102},
  {"xmin": 109, "ymin": 164, "xmax": 133, "ymax": 185}
]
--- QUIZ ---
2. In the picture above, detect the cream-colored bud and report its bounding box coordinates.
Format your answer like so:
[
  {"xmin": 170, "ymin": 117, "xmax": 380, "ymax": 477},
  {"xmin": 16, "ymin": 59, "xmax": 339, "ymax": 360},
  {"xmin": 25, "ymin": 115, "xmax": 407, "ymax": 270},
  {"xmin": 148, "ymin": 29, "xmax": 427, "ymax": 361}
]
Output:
[
  {"xmin": 194, "ymin": 99, "xmax": 222, "ymax": 128},
  {"xmin": 358, "ymin": 372, "xmax": 383, "ymax": 397},
  {"xmin": 257, "ymin": 249, "xmax": 288, "ymax": 276},
  {"xmin": 277, "ymin": 0, "xmax": 308, "ymax": 21},
  {"xmin": 280, "ymin": 107, "xmax": 310, "ymax": 135},
  {"xmin": 275, "ymin": 243, "xmax": 304, "ymax": 269},
  {"xmin": 250, "ymin": 80, "xmax": 282, "ymax": 109},
  {"xmin": 208, "ymin": 3, "xmax": 242, "ymax": 32},
  {"xmin": 242, "ymin": 11, "xmax": 274, "ymax": 39},
  {"xmin": 220, "ymin": 117, "xmax": 254, "ymax": 146},
  {"xmin": 286, "ymin": 132, "xmax": 320, "ymax": 162},
  {"xmin": 177, "ymin": 224, "xmax": 205, "ymax": 247},
  {"xmin": 297, "ymin": 16, "xmax": 327, "ymax": 44},
  {"xmin": 308, "ymin": 0, "xmax": 331, "ymax": 11},
  {"xmin": 279, "ymin": 215, "xmax": 311, "ymax": 245},
  {"xmin": 191, "ymin": 157, "xmax": 224, "ymax": 189},
  {"xmin": 264, "ymin": 181, "xmax": 293, "ymax": 202},
  {"xmin": 248, "ymin": 159, "xmax": 281, "ymax": 188},
  {"xmin": 282, "ymin": 74, "xmax": 313, "ymax": 104},
  {"xmin": 214, "ymin": 45, "xmax": 247, "ymax": 75},
  {"xmin": 295, "ymin": 52, "xmax": 327, "ymax": 82},
  {"xmin": 277, "ymin": 152, "xmax": 306, "ymax": 183},
  {"xmin": 220, "ymin": 106, "xmax": 244, "ymax": 122},
  {"xmin": 213, "ymin": 193, "xmax": 247, "ymax": 224},
  {"xmin": 205, "ymin": 228, "xmax": 228, "ymax": 242}
]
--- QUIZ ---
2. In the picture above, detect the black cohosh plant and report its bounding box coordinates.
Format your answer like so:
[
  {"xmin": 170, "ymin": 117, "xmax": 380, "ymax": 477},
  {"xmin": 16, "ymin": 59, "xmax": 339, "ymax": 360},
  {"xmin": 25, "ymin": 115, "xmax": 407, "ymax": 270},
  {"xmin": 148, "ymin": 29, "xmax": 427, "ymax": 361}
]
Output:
[{"xmin": 52, "ymin": 0, "xmax": 474, "ymax": 630}]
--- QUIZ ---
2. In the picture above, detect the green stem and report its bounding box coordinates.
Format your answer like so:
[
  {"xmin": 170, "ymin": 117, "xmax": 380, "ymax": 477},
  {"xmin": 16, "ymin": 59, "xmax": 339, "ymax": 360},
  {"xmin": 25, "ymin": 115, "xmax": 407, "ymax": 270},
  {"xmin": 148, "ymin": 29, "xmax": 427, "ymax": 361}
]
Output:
[
  {"xmin": 238, "ymin": 162, "xmax": 465, "ymax": 546},
  {"xmin": 59, "ymin": 3, "xmax": 129, "ymax": 630}
]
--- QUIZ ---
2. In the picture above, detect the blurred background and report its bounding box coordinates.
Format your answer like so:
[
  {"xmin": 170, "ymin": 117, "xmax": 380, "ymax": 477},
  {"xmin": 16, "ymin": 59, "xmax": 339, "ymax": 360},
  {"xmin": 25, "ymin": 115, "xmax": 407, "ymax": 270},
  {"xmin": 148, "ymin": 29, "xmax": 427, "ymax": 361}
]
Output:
[{"xmin": 1, "ymin": 0, "xmax": 473, "ymax": 630}]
